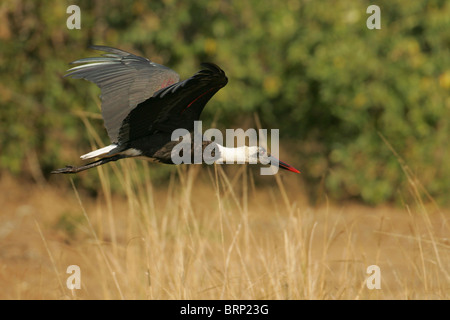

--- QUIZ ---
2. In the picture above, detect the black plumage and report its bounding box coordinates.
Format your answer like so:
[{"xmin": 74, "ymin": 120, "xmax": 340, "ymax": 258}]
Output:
[{"xmin": 52, "ymin": 46, "xmax": 227, "ymax": 174}]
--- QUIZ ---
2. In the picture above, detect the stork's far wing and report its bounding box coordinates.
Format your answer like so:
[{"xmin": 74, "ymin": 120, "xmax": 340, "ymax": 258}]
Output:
[
  {"xmin": 65, "ymin": 45, "xmax": 180, "ymax": 143},
  {"xmin": 118, "ymin": 63, "xmax": 228, "ymax": 144}
]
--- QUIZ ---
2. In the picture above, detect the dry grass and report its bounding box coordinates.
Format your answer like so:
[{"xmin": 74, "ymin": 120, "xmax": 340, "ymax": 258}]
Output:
[{"xmin": 0, "ymin": 155, "xmax": 449, "ymax": 299}]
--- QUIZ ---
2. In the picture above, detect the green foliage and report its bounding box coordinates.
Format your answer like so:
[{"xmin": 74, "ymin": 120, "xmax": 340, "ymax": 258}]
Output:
[{"xmin": 1, "ymin": 0, "xmax": 449, "ymax": 204}]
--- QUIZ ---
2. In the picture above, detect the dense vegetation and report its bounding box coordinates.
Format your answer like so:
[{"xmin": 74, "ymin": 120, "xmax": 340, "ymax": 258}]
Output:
[{"xmin": 1, "ymin": 0, "xmax": 449, "ymax": 204}]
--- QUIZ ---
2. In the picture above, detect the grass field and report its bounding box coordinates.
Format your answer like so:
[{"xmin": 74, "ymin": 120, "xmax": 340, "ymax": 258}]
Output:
[{"xmin": 0, "ymin": 157, "xmax": 448, "ymax": 300}]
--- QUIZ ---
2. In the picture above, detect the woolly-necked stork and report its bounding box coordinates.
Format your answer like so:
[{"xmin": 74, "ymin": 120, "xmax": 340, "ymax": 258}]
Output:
[{"xmin": 51, "ymin": 46, "xmax": 300, "ymax": 174}]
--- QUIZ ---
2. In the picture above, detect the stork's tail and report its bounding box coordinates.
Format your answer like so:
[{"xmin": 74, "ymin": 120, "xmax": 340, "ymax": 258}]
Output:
[{"xmin": 80, "ymin": 144, "xmax": 118, "ymax": 160}]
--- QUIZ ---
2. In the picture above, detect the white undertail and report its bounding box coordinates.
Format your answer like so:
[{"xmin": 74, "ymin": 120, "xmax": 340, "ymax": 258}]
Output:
[{"xmin": 80, "ymin": 144, "xmax": 118, "ymax": 160}]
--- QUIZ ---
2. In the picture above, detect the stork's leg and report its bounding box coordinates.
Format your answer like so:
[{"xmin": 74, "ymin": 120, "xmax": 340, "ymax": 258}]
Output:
[{"xmin": 51, "ymin": 155, "xmax": 125, "ymax": 174}]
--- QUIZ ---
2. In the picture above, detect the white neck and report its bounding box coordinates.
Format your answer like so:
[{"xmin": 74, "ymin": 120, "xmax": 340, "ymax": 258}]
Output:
[{"xmin": 215, "ymin": 145, "xmax": 250, "ymax": 164}]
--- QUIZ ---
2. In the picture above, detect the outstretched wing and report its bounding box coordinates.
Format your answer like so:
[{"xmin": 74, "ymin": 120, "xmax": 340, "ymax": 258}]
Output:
[
  {"xmin": 118, "ymin": 63, "xmax": 228, "ymax": 144},
  {"xmin": 65, "ymin": 45, "xmax": 180, "ymax": 143}
]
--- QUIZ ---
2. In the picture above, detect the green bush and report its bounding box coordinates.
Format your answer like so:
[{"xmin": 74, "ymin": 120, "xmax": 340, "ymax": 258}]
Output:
[{"xmin": 1, "ymin": 0, "xmax": 449, "ymax": 204}]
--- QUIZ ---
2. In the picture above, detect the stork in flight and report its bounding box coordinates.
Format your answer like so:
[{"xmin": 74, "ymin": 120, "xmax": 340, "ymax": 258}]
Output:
[{"xmin": 51, "ymin": 46, "xmax": 300, "ymax": 174}]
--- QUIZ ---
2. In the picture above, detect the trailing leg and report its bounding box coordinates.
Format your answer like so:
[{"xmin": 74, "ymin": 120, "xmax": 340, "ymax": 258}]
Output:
[{"xmin": 51, "ymin": 155, "xmax": 125, "ymax": 174}]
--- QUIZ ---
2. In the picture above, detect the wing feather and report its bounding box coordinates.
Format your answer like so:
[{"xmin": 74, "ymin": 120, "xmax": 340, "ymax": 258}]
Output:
[
  {"xmin": 118, "ymin": 63, "xmax": 228, "ymax": 143},
  {"xmin": 65, "ymin": 45, "xmax": 180, "ymax": 143}
]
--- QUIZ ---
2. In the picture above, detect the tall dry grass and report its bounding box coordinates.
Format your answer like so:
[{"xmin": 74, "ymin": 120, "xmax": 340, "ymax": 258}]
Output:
[{"xmin": 0, "ymin": 134, "xmax": 449, "ymax": 299}]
